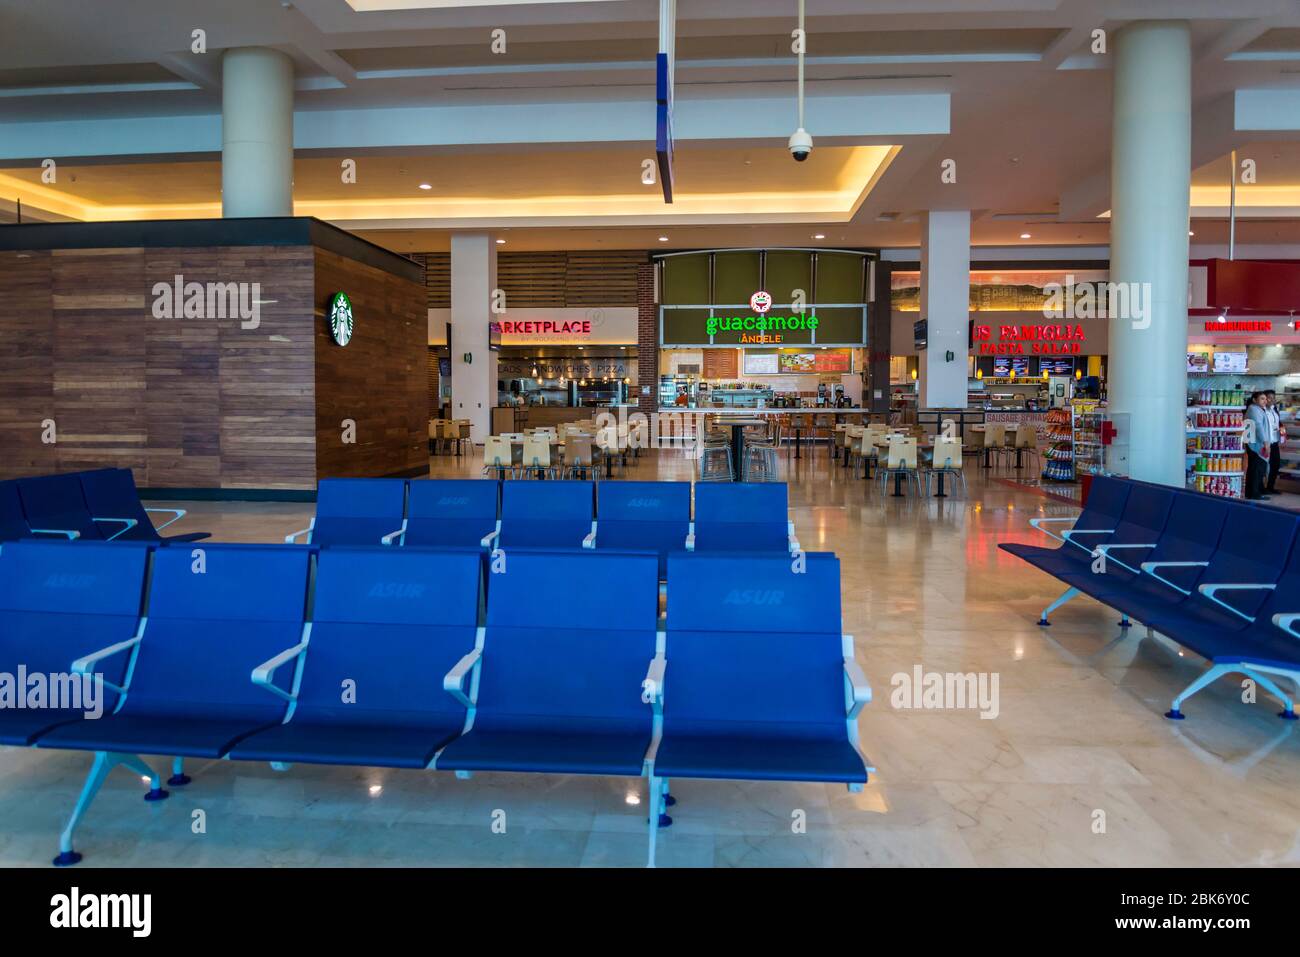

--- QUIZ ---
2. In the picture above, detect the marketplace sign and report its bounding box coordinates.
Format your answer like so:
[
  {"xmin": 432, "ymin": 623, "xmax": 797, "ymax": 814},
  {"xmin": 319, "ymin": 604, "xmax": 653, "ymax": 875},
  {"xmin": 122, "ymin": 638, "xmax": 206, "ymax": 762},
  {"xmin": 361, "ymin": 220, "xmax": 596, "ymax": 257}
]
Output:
[
  {"xmin": 497, "ymin": 320, "xmax": 592, "ymax": 337},
  {"xmin": 972, "ymin": 323, "xmax": 1088, "ymax": 355}
]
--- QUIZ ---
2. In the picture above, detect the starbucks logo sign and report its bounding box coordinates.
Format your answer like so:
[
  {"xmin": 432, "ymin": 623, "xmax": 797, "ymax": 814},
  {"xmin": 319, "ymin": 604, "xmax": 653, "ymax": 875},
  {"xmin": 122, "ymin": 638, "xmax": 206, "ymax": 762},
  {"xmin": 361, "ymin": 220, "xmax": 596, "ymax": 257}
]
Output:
[{"xmin": 328, "ymin": 292, "xmax": 353, "ymax": 346}]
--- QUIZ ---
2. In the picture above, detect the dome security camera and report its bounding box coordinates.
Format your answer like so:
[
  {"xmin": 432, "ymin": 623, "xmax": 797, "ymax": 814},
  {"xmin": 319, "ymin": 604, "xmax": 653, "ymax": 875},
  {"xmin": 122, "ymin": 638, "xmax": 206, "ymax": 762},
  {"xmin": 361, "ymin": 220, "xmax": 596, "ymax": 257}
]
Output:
[{"xmin": 788, "ymin": 128, "xmax": 813, "ymax": 162}]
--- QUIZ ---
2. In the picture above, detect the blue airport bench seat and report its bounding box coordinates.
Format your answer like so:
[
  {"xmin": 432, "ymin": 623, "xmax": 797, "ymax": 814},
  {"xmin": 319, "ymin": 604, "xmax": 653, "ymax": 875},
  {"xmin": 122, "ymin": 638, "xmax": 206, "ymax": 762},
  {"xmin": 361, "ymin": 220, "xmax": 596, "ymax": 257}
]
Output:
[
  {"xmin": 998, "ymin": 474, "xmax": 1135, "ymax": 575},
  {"xmin": 229, "ymin": 547, "xmax": 481, "ymax": 768},
  {"xmin": 0, "ymin": 481, "xmax": 34, "ymax": 542},
  {"xmin": 78, "ymin": 468, "xmax": 210, "ymax": 543},
  {"xmin": 0, "ymin": 541, "xmax": 150, "ymax": 746},
  {"xmin": 285, "ymin": 477, "xmax": 406, "ymax": 546},
  {"xmin": 646, "ymin": 552, "xmax": 870, "ymax": 865},
  {"xmin": 483, "ymin": 480, "xmax": 595, "ymax": 550},
  {"xmin": 37, "ymin": 544, "xmax": 312, "ymax": 865},
  {"xmin": 688, "ymin": 482, "xmax": 800, "ymax": 555},
  {"xmin": 1000, "ymin": 476, "xmax": 1300, "ymax": 724},
  {"xmin": 386, "ymin": 479, "xmax": 499, "ymax": 548},
  {"xmin": 16, "ymin": 473, "xmax": 139, "ymax": 542},
  {"xmin": 435, "ymin": 548, "xmax": 659, "ymax": 779},
  {"xmin": 591, "ymin": 480, "xmax": 691, "ymax": 577}
]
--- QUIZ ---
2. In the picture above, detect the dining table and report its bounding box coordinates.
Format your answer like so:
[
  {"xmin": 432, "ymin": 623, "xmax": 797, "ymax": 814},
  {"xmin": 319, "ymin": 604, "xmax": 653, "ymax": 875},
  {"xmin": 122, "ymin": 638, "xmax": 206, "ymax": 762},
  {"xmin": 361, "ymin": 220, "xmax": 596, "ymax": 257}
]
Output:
[{"xmin": 717, "ymin": 419, "xmax": 767, "ymax": 483}]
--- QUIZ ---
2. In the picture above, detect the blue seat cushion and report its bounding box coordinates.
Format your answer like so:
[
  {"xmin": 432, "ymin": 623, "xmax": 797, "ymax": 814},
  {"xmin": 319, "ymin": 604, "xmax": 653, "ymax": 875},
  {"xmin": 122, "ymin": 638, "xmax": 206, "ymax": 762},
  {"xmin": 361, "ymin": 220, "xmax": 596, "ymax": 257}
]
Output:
[
  {"xmin": 596, "ymin": 521, "xmax": 688, "ymax": 576},
  {"xmin": 693, "ymin": 522, "xmax": 789, "ymax": 552},
  {"xmin": 0, "ymin": 710, "xmax": 96, "ymax": 747},
  {"xmin": 35, "ymin": 713, "xmax": 280, "ymax": 758},
  {"xmin": 498, "ymin": 520, "xmax": 591, "ymax": 549},
  {"xmin": 654, "ymin": 731, "xmax": 867, "ymax": 784},
  {"xmin": 436, "ymin": 722, "xmax": 650, "ymax": 776},
  {"xmin": 311, "ymin": 518, "xmax": 397, "ymax": 547},
  {"xmin": 402, "ymin": 518, "xmax": 496, "ymax": 548},
  {"xmin": 229, "ymin": 719, "xmax": 463, "ymax": 769}
]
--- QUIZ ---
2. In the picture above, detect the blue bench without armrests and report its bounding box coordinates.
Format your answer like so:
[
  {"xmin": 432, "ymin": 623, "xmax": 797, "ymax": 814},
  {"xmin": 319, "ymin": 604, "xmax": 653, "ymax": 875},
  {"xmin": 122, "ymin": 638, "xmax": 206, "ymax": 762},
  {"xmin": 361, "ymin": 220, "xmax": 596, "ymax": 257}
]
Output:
[
  {"xmin": 229, "ymin": 546, "xmax": 481, "ymax": 768},
  {"xmin": 78, "ymin": 468, "xmax": 210, "ymax": 543},
  {"xmin": 647, "ymin": 552, "xmax": 870, "ymax": 865},
  {"xmin": 286, "ymin": 477, "xmax": 408, "ymax": 546},
  {"xmin": 687, "ymin": 481, "xmax": 800, "ymax": 555},
  {"xmin": 387, "ymin": 478, "xmax": 500, "ymax": 548},
  {"xmin": 483, "ymin": 479, "xmax": 596, "ymax": 550},
  {"xmin": 0, "ymin": 541, "xmax": 150, "ymax": 747},
  {"xmin": 434, "ymin": 548, "xmax": 660, "ymax": 814},
  {"xmin": 36, "ymin": 544, "xmax": 313, "ymax": 865},
  {"xmin": 591, "ymin": 480, "xmax": 691, "ymax": 577}
]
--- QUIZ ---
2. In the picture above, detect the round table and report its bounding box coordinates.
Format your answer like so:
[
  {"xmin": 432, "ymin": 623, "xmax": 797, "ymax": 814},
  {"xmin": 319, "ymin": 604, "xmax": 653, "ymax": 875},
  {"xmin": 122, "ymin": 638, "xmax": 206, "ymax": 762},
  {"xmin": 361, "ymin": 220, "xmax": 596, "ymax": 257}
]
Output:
[{"xmin": 720, "ymin": 419, "xmax": 766, "ymax": 482}]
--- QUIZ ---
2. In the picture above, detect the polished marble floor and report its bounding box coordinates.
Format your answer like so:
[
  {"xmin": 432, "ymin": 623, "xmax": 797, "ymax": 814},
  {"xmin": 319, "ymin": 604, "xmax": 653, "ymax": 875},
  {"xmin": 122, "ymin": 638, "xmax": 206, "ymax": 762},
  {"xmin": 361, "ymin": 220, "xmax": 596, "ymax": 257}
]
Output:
[{"xmin": 2, "ymin": 447, "xmax": 1298, "ymax": 868}]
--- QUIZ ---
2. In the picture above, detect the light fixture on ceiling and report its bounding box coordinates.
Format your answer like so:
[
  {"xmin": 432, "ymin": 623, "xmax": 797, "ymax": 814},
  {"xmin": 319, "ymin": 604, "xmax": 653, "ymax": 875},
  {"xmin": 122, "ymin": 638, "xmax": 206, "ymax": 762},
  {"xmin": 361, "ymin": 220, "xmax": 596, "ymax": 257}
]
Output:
[
  {"xmin": 1218, "ymin": 309, "xmax": 1228, "ymax": 324},
  {"xmin": 975, "ymin": 368, "xmax": 983, "ymax": 380},
  {"xmin": 495, "ymin": 238, "xmax": 505, "ymax": 245},
  {"xmin": 658, "ymin": 236, "xmax": 669, "ymax": 242},
  {"xmin": 531, "ymin": 365, "xmax": 538, "ymax": 377},
  {"xmin": 910, "ymin": 368, "xmax": 917, "ymax": 381},
  {"xmin": 813, "ymin": 233, "xmax": 825, "ymax": 240},
  {"xmin": 1020, "ymin": 233, "xmax": 1032, "ymax": 240},
  {"xmin": 1075, "ymin": 368, "xmax": 1082, "ymax": 380},
  {"xmin": 418, "ymin": 183, "xmax": 432, "ymax": 190},
  {"xmin": 1189, "ymin": 230, "xmax": 1195, "ymax": 236}
]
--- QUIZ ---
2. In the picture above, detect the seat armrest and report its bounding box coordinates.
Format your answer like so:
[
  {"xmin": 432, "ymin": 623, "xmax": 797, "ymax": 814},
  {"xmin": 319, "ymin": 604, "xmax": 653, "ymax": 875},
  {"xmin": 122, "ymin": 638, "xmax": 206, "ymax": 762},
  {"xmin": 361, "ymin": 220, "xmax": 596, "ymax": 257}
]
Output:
[
  {"xmin": 480, "ymin": 523, "xmax": 501, "ymax": 549},
  {"xmin": 1140, "ymin": 560, "xmax": 1208, "ymax": 596},
  {"xmin": 144, "ymin": 507, "xmax": 186, "ymax": 530},
  {"xmin": 30, "ymin": 527, "xmax": 79, "ymax": 540},
  {"xmin": 1095, "ymin": 543, "xmax": 1157, "ymax": 553},
  {"xmin": 1272, "ymin": 613, "xmax": 1300, "ymax": 639},
  {"xmin": 94, "ymin": 516, "xmax": 139, "ymax": 541},
  {"xmin": 1028, "ymin": 516, "xmax": 1078, "ymax": 543},
  {"xmin": 444, "ymin": 648, "xmax": 482, "ymax": 709},
  {"xmin": 685, "ymin": 522, "xmax": 695, "ymax": 552},
  {"xmin": 583, "ymin": 521, "xmax": 597, "ymax": 549},
  {"xmin": 787, "ymin": 521, "xmax": 800, "ymax": 555},
  {"xmin": 380, "ymin": 521, "xmax": 407, "ymax": 546},
  {"xmin": 251, "ymin": 640, "xmax": 310, "ymax": 703},
  {"xmin": 642, "ymin": 656, "xmax": 666, "ymax": 714},
  {"xmin": 844, "ymin": 657, "xmax": 871, "ymax": 719},
  {"xmin": 284, "ymin": 520, "xmax": 314, "ymax": 544},
  {"xmin": 1060, "ymin": 527, "xmax": 1114, "ymax": 544},
  {"xmin": 1198, "ymin": 582, "xmax": 1274, "ymax": 623},
  {"xmin": 72, "ymin": 632, "xmax": 144, "ymax": 695}
]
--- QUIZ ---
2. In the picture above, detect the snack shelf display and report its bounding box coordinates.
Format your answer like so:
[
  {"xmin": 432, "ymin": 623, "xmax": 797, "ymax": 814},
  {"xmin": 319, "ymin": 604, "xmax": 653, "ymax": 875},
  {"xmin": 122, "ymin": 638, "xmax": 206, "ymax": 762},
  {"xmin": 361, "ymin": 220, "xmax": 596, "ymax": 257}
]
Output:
[
  {"xmin": 1185, "ymin": 401, "xmax": 1245, "ymax": 499},
  {"xmin": 1041, "ymin": 406, "xmax": 1075, "ymax": 482},
  {"xmin": 1073, "ymin": 404, "xmax": 1107, "ymax": 478}
]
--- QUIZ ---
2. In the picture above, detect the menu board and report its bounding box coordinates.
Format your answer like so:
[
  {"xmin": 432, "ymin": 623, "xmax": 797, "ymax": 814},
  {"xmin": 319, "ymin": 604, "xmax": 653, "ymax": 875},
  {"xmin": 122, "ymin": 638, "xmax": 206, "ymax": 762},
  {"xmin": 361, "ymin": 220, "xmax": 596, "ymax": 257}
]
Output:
[
  {"xmin": 1040, "ymin": 357, "xmax": 1074, "ymax": 376},
  {"xmin": 1213, "ymin": 351, "xmax": 1248, "ymax": 374},
  {"xmin": 992, "ymin": 356, "xmax": 1033, "ymax": 377},
  {"xmin": 703, "ymin": 348, "xmax": 739, "ymax": 380},
  {"xmin": 1187, "ymin": 351, "xmax": 1209, "ymax": 373},
  {"xmin": 743, "ymin": 352, "xmax": 780, "ymax": 375}
]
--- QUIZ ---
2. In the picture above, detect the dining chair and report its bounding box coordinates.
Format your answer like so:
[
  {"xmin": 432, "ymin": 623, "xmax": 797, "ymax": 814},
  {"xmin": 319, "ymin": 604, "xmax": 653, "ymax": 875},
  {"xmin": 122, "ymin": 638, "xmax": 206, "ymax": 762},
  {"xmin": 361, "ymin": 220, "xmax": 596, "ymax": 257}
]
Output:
[
  {"xmin": 482, "ymin": 435, "xmax": 514, "ymax": 479},
  {"xmin": 519, "ymin": 434, "xmax": 556, "ymax": 480},
  {"xmin": 926, "ymin": 437, "xmax": 966, "ymax": 497},
  {"xmin": 878, "ymin": 437, "xmax": 921, "ymax": 497}
]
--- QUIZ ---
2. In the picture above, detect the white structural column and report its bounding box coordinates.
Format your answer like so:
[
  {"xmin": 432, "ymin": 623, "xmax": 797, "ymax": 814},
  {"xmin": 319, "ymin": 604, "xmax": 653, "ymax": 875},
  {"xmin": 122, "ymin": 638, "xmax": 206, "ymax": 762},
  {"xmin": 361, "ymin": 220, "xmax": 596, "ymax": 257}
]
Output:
[
  {"xmin": 918, "ymin": 210, "xmax": 971, "ymax": 410},
  {"xmin": 1108, "ymin": 21, "xmax": 1192, "ymax": 486},
  {"xmin": 449, "ymin": 233, "xmax": 499, "ymax": 444},
  {"xmin": 221, "ymin": 48, "xmax": 294, "ymax": 217}
]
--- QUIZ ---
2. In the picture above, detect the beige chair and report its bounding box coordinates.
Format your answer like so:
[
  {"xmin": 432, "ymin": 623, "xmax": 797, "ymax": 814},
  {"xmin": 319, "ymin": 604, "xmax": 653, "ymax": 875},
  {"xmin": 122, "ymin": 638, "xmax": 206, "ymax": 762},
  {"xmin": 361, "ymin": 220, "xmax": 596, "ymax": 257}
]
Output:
[
  {"xmin": 482, "ymin": 435, "xmax": 514, "ymax": 479},
  {"xmin": 981, "ymin": 424, "xmax": 1007, "ymax": 469},
  {"xmin": 1011, "ymin": 423, "xmax": 1039, "ymax": 471},
  {"xmin": 565, "ymin": 433, "xmax": 597, "ymax": 480},
  {"xmin": 519, "ymin": 433, "xmax": 556, "ymax": 479},
  {"xmin": 926, "ymin": 437, "xmax": 966, "ymax": 497},
  {"xmin": 878, "ymin": 436, "xmax": 920, "ymax": 496}
]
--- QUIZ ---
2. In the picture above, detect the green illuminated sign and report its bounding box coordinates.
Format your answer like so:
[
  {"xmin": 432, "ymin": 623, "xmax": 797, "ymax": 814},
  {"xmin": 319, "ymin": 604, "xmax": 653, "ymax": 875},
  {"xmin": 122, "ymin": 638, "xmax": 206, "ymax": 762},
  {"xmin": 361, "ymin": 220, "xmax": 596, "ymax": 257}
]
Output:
[
  {"xmin": 328, "ymin": 292, "xmax": 354, "ymax": 346},
  {"xmin": 706, "ymin": 314, "xmax": 819, "ymax": 341}
]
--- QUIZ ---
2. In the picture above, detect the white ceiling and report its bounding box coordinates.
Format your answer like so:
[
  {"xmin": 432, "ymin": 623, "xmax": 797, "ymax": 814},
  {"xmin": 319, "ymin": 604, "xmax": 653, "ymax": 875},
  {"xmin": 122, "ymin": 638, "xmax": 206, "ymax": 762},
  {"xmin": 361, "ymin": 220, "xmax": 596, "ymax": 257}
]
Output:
[{"xmin": 1, "ymin": 0, "xmax": 1298, "ymax": 250}]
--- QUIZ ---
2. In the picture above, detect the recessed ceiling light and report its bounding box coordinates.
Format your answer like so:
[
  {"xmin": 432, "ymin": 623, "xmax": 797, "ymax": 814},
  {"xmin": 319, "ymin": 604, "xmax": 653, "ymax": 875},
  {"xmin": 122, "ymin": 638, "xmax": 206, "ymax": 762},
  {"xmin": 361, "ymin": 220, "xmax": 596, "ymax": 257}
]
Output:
[
  {"xmin": 658, "ymin": 236, "xmax": 669, "ymax": 242},
  {"xmin": 418, "ymin": 183, "xmax": 432, "ymax": 190},
  {"xmin": 1020, "ymin": 233, "xmax": 1032, "ymax": 239},
  {"xmin": 813, "ymin": 234, "xmax": 825, "ymax": 240},
  {"xmin": 1189, "ymin": 230, "xmax": 1195, "ymax": 236},
  {"xmin": 495, "ymin": 238, "xmax": 505, "ymax": 244}
]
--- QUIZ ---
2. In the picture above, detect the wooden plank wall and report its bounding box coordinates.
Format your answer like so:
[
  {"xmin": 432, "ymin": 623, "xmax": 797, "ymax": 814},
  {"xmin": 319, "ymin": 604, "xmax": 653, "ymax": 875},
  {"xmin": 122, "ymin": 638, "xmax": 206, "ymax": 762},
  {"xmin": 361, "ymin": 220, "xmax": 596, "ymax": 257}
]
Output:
[
  {"xmin": 421, "ymin": 250, "xmax": 646, "ymax": 309},
  {"xmin": 314, "ymin": 247, "xmax": 427, "ymax": 481},
  {"xmin": 0, "ymin": 245, "xmax": 319, "ymax": 489}
]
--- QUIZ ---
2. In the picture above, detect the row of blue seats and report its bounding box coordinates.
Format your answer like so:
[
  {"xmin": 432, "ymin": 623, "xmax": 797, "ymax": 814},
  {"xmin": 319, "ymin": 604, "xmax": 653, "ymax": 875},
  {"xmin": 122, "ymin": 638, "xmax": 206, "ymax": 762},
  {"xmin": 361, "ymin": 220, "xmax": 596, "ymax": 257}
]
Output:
[
  {"xmin": 287, "ymin": 478, "xmax": 801, "ymax": 573},
  {"xmin": 0, "ymin": 469, "xmax": 209, "ymax": 545},
  {"xmin": 1000, "ymin": 475, "xmax": 1300, "ymax": 724},
  {"xmin": 0, "ymin": 539, "xmax": 871, "ymax": 868}
]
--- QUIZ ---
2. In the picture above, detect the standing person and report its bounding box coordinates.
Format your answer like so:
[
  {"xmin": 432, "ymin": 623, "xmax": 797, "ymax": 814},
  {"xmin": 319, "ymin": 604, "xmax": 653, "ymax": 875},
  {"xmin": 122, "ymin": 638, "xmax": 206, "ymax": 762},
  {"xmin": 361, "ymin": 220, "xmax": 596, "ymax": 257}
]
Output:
[
  {"xmin": 1244, "ymin": 391, "xmax": 1271, "ymax": 500},
  {"xmin": 1263, "ymin": 389, "xmax": 1283, "ymax": 495}
]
